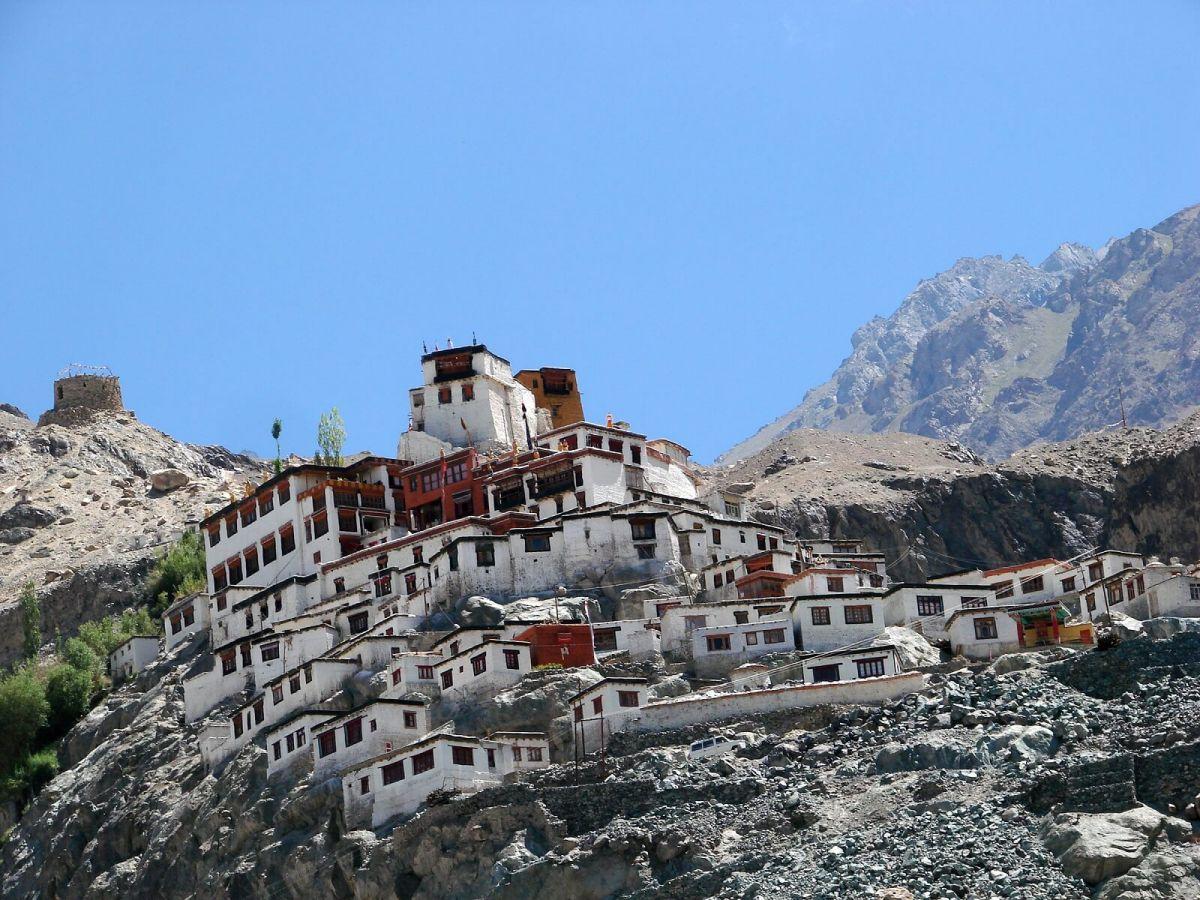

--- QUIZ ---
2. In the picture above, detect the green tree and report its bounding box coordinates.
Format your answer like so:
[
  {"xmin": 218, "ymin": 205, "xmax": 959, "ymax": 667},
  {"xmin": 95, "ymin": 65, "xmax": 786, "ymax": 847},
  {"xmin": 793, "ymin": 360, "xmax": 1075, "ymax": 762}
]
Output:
[
  {"xmin": 61, "ymin": 637, "xmax": 100, "ymax": 678},
  {"xmin": 19, "ymin": 581, "xmax": 41, "ymax": 660},
  {"xmin": 146, "ymin": 531, "xmax": 205, "ymax": 615},
  {"xmin": 44, "ymin": 663, "xmax": 94, "ymax": 740},
  {"xmin": 316, "ymin": 407, "xmax": 346, "ymax": 467},
  {"xmin": 77, "ymin": 607, "xmax": 158, "ymax": 661},
  {"xmin": 271, "ymin": 417, "xmax": 284, "ymax": 474},
  {"xmin": 0, "ymin": 668, "xmax": 48, "ymax": 776}
]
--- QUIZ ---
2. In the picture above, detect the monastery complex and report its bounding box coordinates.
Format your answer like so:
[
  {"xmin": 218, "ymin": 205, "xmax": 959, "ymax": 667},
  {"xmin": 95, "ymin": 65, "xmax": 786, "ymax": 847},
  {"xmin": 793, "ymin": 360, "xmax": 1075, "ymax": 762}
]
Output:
[{"xmin": 113, "ymin": 344, "xmax": 1200, "ymax": 829}]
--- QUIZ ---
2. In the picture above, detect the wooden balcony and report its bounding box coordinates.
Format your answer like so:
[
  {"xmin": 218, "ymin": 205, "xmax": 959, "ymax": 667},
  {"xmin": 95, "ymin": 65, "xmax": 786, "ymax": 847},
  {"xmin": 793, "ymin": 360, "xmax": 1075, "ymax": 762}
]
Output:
[
  {"xmin": 532, "ymin": 470, "xmax": 575, "ymax": 499},
  {"xmin": 494, "ymin": 486, "xmax": 527, "ymax": 511}
]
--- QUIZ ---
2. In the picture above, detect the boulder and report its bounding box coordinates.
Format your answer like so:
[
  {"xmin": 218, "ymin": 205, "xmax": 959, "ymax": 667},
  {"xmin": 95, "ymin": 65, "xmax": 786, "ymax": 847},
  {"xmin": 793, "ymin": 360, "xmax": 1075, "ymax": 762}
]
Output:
[
  {"xmin": 1108, "ymin": 611, "xmax": 1145, "ymax": 641},
  {"xmin": 875, "ymin": 732, "xmax": 985, "ymax": 773},
  {"xmin": 991, "ymin": 647, "xmax": 1076, "ymax": 675},
  {"xmin": 456, "ymin": 595, "xmax": 505, "ymax": 627},
  {"xmin": 501, "ymin": 595, "xmax": 601, "ymax": 624},
  {"xmin": 649, "ymin": 674, "xmax": 692, "ymax": 699},
  {"xmin": 1096, "ymin": 845, "xmax": 1200, "ymax": 899},
  {"xmin": 0, "ymin": 528, "xmax": 35, "ymax": 545},
  {"xmin": 977, "ymin": 725, "xmax": 1057, "ymax": 764},
  {"xmin": 1042, "ymin": 805, "xmax": 1181, "ymax": 885},
  {"xmin": 0, "ymin": 403, "xmax": 29, "ymax": 420},
  {"xmin": 149, "ymin": 468, "xmax": 190, "ymax": 492},
  {"xmin": 1142, "ymin": 617, "xmax": 1200, "ymax": 640},
  {"xmin": 0, "ymin": 502, "xmax": 57, "ymax": 529},
  {"xmin": 877, "ymin": 626, "xmax": 940, "ymax": 669}
]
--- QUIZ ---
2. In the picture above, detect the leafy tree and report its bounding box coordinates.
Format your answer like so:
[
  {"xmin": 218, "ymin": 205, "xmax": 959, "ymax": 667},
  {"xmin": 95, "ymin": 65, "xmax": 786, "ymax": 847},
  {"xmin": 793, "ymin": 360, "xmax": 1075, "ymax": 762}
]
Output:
[
  {"xmin": 146, "ymin": 531, "xmax": 205, "ymax": 615},
  {"xmin": 61, "ymin": 637, "xmax": 100, "ymax": 679},
  {"xmin": 271, "ymin": 418, "xmax": 284, "ymax": 474},
  {"xmin": 316, "ymin": 407, "xmax": 346, "ymax": 467},
  {"xmin": 0, "ymin": 668, "xmax": 48, "ymax": 776},
  {"xmin": 44, "ymin": 663, "xmax": 94, "ymax": 740},
  {"xmin": 19, "ymin": 581, "xmax": 41, "ymax": 660}
]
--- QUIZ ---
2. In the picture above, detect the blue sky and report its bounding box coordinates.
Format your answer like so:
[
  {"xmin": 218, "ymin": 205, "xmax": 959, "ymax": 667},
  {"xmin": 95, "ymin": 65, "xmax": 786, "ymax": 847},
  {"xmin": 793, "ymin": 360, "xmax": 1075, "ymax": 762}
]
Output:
[{"xmin": 3, "ymin": 2, "xmax": 1199, "ymax": 463}]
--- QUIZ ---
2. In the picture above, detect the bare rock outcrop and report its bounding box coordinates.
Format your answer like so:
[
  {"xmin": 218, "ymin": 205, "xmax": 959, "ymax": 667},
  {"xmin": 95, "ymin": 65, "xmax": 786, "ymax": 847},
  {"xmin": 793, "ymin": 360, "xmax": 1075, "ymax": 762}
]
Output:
[
  {"xmin": 703, "ymin": 412, "xmax": 1200, "ymax": 581},
  {"xmin": 0, "ymin": 407, "xmax": 258, "ymax": 666}
]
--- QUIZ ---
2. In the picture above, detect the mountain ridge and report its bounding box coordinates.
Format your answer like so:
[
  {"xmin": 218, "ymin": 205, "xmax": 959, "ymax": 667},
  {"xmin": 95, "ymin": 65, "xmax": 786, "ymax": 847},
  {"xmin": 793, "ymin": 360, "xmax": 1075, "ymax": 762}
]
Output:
[{"xmin": 720, "ymin": 202, "xmax": 1200, "ymax": 462}]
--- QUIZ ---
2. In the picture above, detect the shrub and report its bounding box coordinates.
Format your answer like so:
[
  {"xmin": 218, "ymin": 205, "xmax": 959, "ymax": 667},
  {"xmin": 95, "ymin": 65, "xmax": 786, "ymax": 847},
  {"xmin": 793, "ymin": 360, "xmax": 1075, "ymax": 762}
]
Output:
[
  {"xmin": 20, "ymin": 747, "xmax": 60, "ymax": 794},
  {"xmin": 0, "ymin": 668, "xmax": 48, "ymax": 776},
  {"xmin": 146, "ymin": 531, "xmax": 205, "ymax": 615},
  {"xmin": 0, "ymin": 747, "xmax": 61, "ymax": 806},
  {"xmin": 77, "ymin": 607, "xmax": 159, "ymax": 662},
  {"xmin": 44, "ymin": 663, "xmax": 94, "ymax": 740}
]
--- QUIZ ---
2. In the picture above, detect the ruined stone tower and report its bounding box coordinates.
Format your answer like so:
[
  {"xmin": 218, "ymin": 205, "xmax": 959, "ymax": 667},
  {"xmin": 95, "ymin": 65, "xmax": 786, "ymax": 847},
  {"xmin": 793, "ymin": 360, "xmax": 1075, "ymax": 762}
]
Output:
[{"xmin": 38, "ymin": 365, "xmax": 132, "ymax": 427}]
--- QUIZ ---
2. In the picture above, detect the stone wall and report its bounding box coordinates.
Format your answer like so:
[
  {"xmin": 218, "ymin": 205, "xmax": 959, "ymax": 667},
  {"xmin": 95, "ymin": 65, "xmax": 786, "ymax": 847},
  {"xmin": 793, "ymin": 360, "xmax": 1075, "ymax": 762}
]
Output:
[{"xmin": 633, "ymin": 672, "xmax": 925, "ymax": 733}]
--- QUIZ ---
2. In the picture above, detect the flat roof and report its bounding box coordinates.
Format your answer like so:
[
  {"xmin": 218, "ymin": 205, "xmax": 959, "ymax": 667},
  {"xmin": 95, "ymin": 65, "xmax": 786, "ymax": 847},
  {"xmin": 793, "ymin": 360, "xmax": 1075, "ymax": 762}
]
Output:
[
  {"xmin": 436, "ymin": 638, "xmax": 531, "ymax": 665},
  {"xmin": 568, "ymin": 676, "xmax": 649, "ymax": 703},
  {"xmin": 983, "ymin": 558, "xmax": 1062, "ymax": 577},
  {"xmin": 314, "ymin": 698, "xmax": 430, "ymax": 731},
  {"xmin": 421, "ymin": 343, "xmax": 507, "ymax": 364},
  {"xmin": 944, "ymin": 600, "xmax": 1067, "ymax": 624}
]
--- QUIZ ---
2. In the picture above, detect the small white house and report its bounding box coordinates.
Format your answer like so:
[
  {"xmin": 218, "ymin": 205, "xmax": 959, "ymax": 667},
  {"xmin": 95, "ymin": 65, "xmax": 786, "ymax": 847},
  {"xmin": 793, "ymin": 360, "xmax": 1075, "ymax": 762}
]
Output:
[
  {"xmin": 689, "ymin": 617, "xmax": 795, "ymax": 677},
  {"xmin": 109, "ymin": 635, "xmax": 159, "ymax": 684},
  {"xmin": 434, "ymin": 639, "xmax": 532, "ymax": 700},
  {"xmin": 342, "ymin": 730, "xmax": 551, "ymax": 828},
  {"xmin": 568, "ymin": 677, "xmax": 649, "ymax": 753},
  {"xmin": 384, "ymin": 651, "xmax": 444, "ymax": 696},
  {"xmin": 311, "ymin": 698, "xmax": 431, "ymax": 779},
  {"xmin": 591, "ymin": 619, "xmax": 661, "ymax": 659},
  {"xmin": 265, "ymin": 711, "xmax": 329, "ymax": 778},
  {"xmin": 162, "ymin": 592, "xmax": 210, "ymax": 651},
  {"xmin": 946, "ymin": 607, "xmax": 1022, "ymax": 659},
  {"xmin": 1111, "ymin": 564, "xmax": 1200, "ymax": 620},
  {"xmin": 791, "ymin": 594, "xmax": 895, "ymax": 653},
  {"xmin": 800, "ymin": 645, "xmax": 901, "ymax": 684}
]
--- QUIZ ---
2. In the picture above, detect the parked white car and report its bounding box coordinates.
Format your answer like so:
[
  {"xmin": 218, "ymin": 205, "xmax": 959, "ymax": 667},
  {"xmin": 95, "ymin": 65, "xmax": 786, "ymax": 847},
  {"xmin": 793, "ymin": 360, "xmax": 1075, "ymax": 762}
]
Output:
[{"xmin": 687, "ymin": 736, "xmax": 746, "ymax": 760}]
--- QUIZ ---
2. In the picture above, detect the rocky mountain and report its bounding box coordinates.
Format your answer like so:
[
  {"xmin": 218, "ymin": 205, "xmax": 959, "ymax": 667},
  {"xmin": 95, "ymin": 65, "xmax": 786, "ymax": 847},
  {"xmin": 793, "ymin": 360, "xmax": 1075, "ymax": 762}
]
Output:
[
  {"xmin": 705, "ymin": 412, "xmax": 1200, "ymax": 582},
  {"xmin": 8, "ymin": 602, "xmax": 1200, "ymax": 898},
  {"xmin": 0, "ymin": 405, "xmax": 259, "ymax": 666},
  {"xmin": 721, "ymin": 202, "xmax": 1200, "ymax": 462}
]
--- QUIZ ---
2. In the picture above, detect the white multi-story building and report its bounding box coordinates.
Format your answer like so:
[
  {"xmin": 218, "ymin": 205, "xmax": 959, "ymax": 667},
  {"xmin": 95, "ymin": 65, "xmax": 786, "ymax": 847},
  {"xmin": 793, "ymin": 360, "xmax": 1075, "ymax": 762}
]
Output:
[
  {"xmin": 406, "ymin": 345, "xmax": 542, "ymax": 455},
  {"xmin": 342, "ymin": 731, "xmax": 551, "ymax": 828}
]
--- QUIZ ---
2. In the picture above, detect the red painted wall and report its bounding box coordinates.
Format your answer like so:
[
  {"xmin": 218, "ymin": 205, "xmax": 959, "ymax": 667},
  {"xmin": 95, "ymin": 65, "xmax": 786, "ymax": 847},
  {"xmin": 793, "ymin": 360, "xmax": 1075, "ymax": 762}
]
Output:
[{"xmin": 514, "ymin": 623, "xmax": 596, "ymax": 668}]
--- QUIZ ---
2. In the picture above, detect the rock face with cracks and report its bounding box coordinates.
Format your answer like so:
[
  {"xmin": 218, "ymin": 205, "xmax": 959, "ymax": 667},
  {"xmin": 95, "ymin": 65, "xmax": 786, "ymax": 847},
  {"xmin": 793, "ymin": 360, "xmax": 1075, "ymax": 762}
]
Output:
[{"xmin": 8, "ymin": 616, "xmax": 1200, "ymax": 898}]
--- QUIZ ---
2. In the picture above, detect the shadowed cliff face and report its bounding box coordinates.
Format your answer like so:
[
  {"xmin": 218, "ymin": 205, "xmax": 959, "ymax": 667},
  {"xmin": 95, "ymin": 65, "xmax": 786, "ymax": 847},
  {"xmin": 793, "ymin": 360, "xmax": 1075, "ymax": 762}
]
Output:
[
  {"xmin": 709, "ymin": 415, "xmax": 1200, "ymax": 581},
  {"xmin": 721, "ymin": 203, "xmax": 1200, "ymax": 464},
  {"xmin": 1108, "ymin": 443, "xmax": 1200, "ymax": 564}
]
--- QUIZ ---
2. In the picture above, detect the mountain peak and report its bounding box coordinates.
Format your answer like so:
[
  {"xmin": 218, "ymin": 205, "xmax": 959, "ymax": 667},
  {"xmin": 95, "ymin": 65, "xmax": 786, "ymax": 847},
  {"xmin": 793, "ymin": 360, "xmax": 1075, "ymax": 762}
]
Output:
[
  {"xmin": 720, "ymin": 201, "xmax": 1200, "ymax": 464},
  {"xmin": 1039, "ymin": 242, "xmax": 1097, "ymax": 274}
]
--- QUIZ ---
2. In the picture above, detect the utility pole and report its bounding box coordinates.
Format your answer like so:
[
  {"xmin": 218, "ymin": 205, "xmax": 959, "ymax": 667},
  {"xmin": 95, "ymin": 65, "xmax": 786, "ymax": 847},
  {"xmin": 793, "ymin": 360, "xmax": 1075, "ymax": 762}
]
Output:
[{"xmin": 1119, "ymin": 386, "xmax": 1128, "ymax": 430}]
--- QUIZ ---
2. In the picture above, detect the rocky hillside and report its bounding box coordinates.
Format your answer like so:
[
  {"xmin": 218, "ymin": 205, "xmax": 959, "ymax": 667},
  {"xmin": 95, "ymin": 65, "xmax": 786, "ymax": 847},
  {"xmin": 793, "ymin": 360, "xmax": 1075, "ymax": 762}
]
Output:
[
  {"xmin": 7, "ymin": 611, "xmax": 1200, "ymax": 898},
  {"xmin": 721, "ymin": 202, "xmax": 1200, "ymax": 462},
  {"xmin": 707, "ymin": 413, "xmax": 1200, "ymax": 581},
  {"xmin": 0, "ymin": 405, "xmax": 258, "ymax": 666}
]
